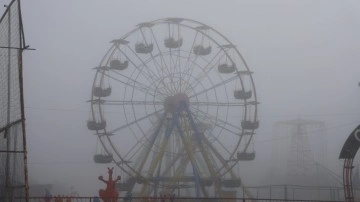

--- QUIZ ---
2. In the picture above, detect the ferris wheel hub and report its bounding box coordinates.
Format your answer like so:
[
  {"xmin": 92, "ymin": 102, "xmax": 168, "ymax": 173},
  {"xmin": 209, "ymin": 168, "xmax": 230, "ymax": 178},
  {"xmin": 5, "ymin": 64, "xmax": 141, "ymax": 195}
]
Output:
[{"xmin": 164, "ymin": 93, "xmax": 190, "ymax": 113}]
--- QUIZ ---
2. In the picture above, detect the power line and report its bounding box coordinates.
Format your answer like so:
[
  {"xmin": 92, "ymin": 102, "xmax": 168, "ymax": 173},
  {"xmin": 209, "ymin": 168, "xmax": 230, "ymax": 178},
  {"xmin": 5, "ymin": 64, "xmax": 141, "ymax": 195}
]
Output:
[
  {"xmin": 24, "ymin": 106, "xmax": 124, "ymax": 114},
  {"xmin": 28, "ymin": 160, "xmax": 94, "ymax": 165},
  {"xmin": 25, "ymin": 106, "xmax": 88, "ymax": 113}
]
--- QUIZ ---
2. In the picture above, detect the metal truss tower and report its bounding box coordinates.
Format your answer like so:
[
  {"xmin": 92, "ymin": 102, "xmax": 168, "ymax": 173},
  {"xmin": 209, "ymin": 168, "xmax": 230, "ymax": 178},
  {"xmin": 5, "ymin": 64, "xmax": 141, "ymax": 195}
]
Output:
[{"xmin": 276, "ymin": 119, "xmax": 325, "ymax": 183}]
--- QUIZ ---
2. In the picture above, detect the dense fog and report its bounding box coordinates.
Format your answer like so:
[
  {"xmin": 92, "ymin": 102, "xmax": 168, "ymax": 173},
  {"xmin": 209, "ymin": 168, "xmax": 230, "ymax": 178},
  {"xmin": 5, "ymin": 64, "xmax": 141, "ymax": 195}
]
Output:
[{"xmin": 3, "ymin": 0, "xmax": 360, "ymax": 198}]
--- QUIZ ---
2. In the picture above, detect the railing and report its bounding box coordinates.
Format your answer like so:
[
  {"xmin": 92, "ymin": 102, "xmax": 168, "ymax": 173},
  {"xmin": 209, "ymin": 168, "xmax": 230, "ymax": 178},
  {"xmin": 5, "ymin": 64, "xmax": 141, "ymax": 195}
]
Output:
[{"xmin": 3, "ymin": 197, "xmax": 345, "ymax": 202}]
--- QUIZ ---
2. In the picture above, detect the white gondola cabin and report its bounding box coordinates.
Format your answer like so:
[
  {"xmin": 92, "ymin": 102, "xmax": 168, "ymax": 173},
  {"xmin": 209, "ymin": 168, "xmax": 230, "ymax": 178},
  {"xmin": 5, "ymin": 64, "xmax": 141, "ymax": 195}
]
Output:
[
  {"xmin": 135, "ymin": 43, "xmax": 153, "ymax": 54},
  {"xmin": 241, "ymin": 120, "xmax": 259, "ymax": 130},
  {"xmin": 110, "ymin": 59, "xmax": 128, "ymax": 70},
  {"xmin": 93, "ymin": 154, "xmax": 113, "ymax": 164},
  {"xmin": 87, "ymin": 120, "xmax": 106, "ymax": 130},
  {"xmin": 234, "ymin": 90, "xmax": 252, "ymax": 100},
  {"xmin": 218, "ymin": 63, "xmax": 235, "ymax": 74},
  {"xmin": 93, "ymin": 87, "xmax": 111, "ymax": 97},
  {"xmin": 165, "ymin": 38, "xmax": 183, "ymax": 48},
  {"xmin": 237, "ymin": 152, "xmax": 255, "ymax": 161},
  {"xmin": 193, "ymin": 45, "xmax": 211, "ymax": 56}
]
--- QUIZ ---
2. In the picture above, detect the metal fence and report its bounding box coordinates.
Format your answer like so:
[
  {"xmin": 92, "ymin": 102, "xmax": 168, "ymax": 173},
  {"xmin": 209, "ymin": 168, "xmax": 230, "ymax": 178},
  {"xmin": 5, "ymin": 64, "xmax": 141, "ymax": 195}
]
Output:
[
  {"xmin": 2, "ymin": 197, "xmax": 345, "ymax": 202},
  {"xmin": 241, "ymin": 185, "xmax": 344, "ymax": 201}
]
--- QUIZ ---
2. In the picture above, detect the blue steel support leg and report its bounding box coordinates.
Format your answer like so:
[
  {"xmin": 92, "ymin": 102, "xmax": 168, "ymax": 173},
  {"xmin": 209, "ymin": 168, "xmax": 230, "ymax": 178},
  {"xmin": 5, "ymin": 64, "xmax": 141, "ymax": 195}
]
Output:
[
  {"xmin": 174, "ymin": 103, "xmax": 203, "ymax": 198},
  {"xmin": 153, "ymin": 104, "xmax": 184, "ymax": 196},
  {"xmin": 183, "ymin": 105, "xmax": 202, "ymax": 144},
  {"xmin": 175, "ymin": 122, "xmax": 202, "ymax": 198},
  {"xmin": 184, "ymin": 105, "xmax": 213, "ymax": 198},
  {"xmin": 137, "ymin": 112, "xmax": 168, "ymax": 181}
]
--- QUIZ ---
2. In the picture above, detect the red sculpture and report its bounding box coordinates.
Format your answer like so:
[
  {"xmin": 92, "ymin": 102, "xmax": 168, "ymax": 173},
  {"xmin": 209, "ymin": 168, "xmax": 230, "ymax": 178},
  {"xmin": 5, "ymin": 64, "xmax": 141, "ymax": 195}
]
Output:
[{"xmin": 98, "ymin": 167, "xmax": 121, "ymax": 202}]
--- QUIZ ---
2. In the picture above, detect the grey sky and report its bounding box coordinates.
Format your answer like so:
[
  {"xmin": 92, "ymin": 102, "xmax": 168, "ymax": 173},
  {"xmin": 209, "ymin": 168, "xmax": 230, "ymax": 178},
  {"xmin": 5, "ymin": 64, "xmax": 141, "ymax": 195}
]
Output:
[{"xmin": 5, "ymin": 0, "xmax": 360, "ymax": 196}]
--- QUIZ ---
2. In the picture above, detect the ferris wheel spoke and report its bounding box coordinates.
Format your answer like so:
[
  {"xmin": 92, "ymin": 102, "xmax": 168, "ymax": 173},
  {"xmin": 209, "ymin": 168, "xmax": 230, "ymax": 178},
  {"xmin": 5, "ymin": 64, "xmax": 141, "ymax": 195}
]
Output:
[
  {"xmin": 183, "ymin": 34, "xmax": 222, "ymax": 92},
  {"xmin": 191, "ymin": 101, "xmax": 245, "ymax": 107},
  {"xmin": 197, "ymin": 132, "xmax": 237, "ymax": 177},
  {"xmin": 166, "ymin": 51, "xmax": 180, "ymax": 94},
  {"xmin": 103, "ymin": 71, "xmax": 158, "ymax": 98},
  {"xmin": 149, "ymin": 28, "xmax": 178, "ymax": 95},
  {"xmin": 170, "ymin": 25, "xmax": 183, "ymax": 93},
  {"xmin": 159, "ymin": 151, "xmax": 186, "ymax": 177},
  {"xmin": 138, "ymin": 107, "xmax": 186, "ymax": 195},
  {"xmin": 176, "ymin": 24, "xmax": 182, "ymax": 92},
  {"xmin": 98, "ymin": 137, "xmax": 133, "ymax": 176},
  {"xmin": 141, "ymin": 27, "xmax": 179, "ymax": 96},
  {"xmin": 161, "ymin": 156, "xmax": 191, "ymax": 192},
  {"xmin": 140, "ymin": 28, "xmax": 176, "ymax": 95},
  {"xmin": 100, "ymin": 100, "xmax": 163, "ymax": 106},
  {"xmin": 115, "ymin": 46, "xmax": 161, "ymax": 86},
  {"xmin": 140, "ymin": 141, "xmax": 167, "ymax": 195},
  {"xmin": 183, "ymin": 42, "xmax": 200, "ymax": 84},
  {"xmin": 184, "ymin": 49, "xmax": 223, "ymax": 94},
  {"xmin": 142, "ymin": 104, "xmax": 184, "ymax": 186},
  {"xmin": 191, "ymin": 116, "xmax": 232, "ymax": 157},
  {"xmin": 103, "ymin": 56, "xmax": 150, "ymax": 90},
  {"xmin": 124, "ymin": 44, "xmax": 165, "ymax": 85},
  {"xmin": 190, "ymin": 106, "xmax": 243, "ymax": 135},
  {"xmin": 188, "ymin": 110, "xmax": 242, "ymax": 175},
  {"xmin": 128, "ymin": 30, "xmax": 163, "ymax": 83},
  {"xmin": 190, "ymin": 107, "xmax": 248, "ymax": 160},
  {"xmin": 178, "ymin": 32, "xmax": 198, "ymax": 92},
  {"xmin": 123, "ymin": 134, "xmax": 148, "ymax": 161},
  {"xmin": 104, "ymin": 136, "xmax": 139, "ymax": 175},
  {"xmin": 149, "ymin": 28, "xmax": 168, "ymax": 76},
  {"xmin": 185, "ymin": 31, "xmax": 198, "ymax": 61},
  {"xmin": 105, "ymin": 109, "xmax": 164, "ymax": 135},
  {"xmin": 184, "ymin": 106, "xmax": 223, "ymax": 176},
  {"xmin": 213, "ymin": 121, "xmax": 240, "ymax": 137},
  {"xmin": 166, "ymin": 24, "xmax": 176, "ymax": 78},
  {"xmin": 183, "ymin": 50, "xmax": 222, "ymax": 95},
  {"xmin": 109, "ymin": 66, "xmax": 156, "ymax": 91},
  {"xmin": 183, "ymin": 56, "xmax": 199, "ymax": 93},
  {"xmin": 108, "ymin": 69, "xmax": 166, "ymax": 98},
  {"xmin": 170, "ymin": 51, "xmax": 181, "ymax": 93},
  {"xmin": 242, "ymin": 134, "xmax": 255, "ymax": 152},
  {"xmin": 189, "ymin": 74, "xmax": 238, "ymax": 99},
  {"xmin": 207, "ymin": 132, "xmax": 232, "ymax": 157},
  {"xmin": 181, "ymin": 107, "xmax": 232, "ymax": 196},
  {"xmin": 182, "ymin": 63, "xmax": 217, "ymax": 104},
  {"xmin": 131, "ymin": 125, "xmax": 159, "ymax": 172},
  {"xmin": 175, "ymin": 122, "xmax": 202, "ymax": 196},
  {"xmin": 135, "ymin": 111, "xmax": 168, "ymax": 175},
  {"xmin": 189, "ymin": 49, "xmax": 223, "ymax": 87},
  {"xmin": 139, "ymin": 27, "xmax": 164, "ymax": 76}
]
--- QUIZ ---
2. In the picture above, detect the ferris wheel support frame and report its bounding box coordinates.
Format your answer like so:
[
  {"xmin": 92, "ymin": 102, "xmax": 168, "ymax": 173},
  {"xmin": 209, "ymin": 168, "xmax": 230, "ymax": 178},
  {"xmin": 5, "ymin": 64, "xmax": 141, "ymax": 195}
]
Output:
[{"xmin": 89, "ymin": 17, "xmax": 259, "ymax": 198}]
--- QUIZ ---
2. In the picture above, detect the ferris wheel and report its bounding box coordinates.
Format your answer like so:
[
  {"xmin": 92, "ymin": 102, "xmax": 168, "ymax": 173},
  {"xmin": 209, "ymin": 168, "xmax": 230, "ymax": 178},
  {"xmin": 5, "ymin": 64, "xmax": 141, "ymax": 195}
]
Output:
[{"xmin": 87, "ymin": 18, "xmax": 259, "ymax": 198}]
